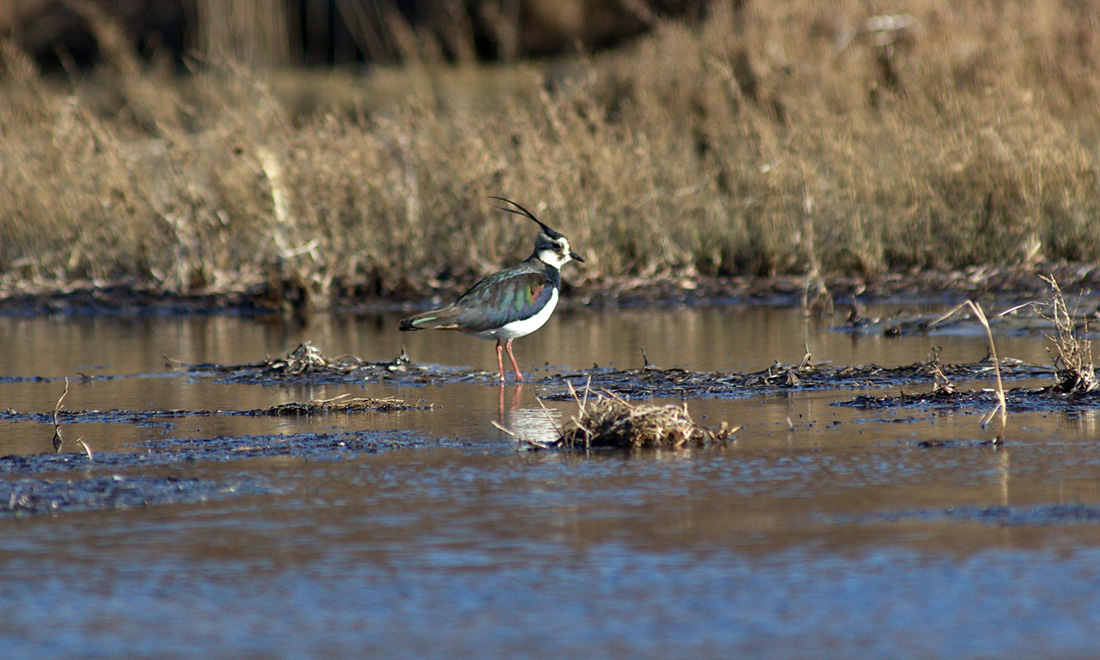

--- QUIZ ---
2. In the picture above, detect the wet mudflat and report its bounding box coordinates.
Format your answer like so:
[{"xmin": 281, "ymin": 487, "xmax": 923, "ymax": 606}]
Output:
[{"xmin": 2, "ymin": 304, "xmax": 1100, "ymax": 658}]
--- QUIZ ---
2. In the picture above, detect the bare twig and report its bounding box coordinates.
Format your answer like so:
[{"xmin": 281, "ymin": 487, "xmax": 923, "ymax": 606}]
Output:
[{"xmin": 51, "ymin": 377, "xmax": 69, "ymax": 454}]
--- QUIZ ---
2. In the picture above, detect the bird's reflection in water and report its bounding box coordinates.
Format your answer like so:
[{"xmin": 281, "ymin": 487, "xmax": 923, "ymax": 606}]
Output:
[{"xmin": 496, "ymin": 384, "xmax": 562, "ymax": 446}]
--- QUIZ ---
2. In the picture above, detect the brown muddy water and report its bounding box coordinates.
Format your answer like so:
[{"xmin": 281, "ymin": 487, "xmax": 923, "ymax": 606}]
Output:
[{"xmin": 3, "ymin": 304, "xmax": 1100, "ymax": 659}]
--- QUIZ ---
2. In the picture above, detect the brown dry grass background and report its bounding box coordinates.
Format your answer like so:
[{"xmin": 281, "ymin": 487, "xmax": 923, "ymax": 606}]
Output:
[{"xmin": 1, "ymin": 0, "xmax": 1099, "ymax": 306}]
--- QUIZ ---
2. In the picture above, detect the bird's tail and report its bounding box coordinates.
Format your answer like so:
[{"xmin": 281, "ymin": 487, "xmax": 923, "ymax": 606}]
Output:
[{"xmin": 399, "ymin": 306, "xmax": 460, "ymax": 332}]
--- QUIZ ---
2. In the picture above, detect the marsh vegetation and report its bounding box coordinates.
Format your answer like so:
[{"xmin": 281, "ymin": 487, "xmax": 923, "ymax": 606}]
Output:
[{"xmin": 2, "ymin": 0, "xmax": 1100, "ymax": 310}]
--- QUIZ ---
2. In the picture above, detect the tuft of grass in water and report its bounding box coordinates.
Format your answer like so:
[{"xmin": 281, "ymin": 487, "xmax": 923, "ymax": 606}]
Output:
[
  {"xmin": 2, "ymin": 1, "xmax": 1100, "ymax": 307},
  {"xmin": 1039, "ymin": 275, "xmax": 1098, "ymax": 394},
  {"xmin": 556, "ymin": 384, "xmax": 735, "ymax": 450}
]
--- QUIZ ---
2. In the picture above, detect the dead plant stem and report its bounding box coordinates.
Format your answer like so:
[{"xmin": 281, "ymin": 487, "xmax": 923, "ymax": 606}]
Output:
[{"xmin": 965, "ymin": 300, "xmax": 1007, "ymax": 443}]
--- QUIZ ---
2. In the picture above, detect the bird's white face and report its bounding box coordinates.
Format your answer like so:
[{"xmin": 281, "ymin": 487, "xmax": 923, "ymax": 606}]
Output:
[{"xmin": 537, "ymin": 235, "xmax": 576, "ymax": 269}]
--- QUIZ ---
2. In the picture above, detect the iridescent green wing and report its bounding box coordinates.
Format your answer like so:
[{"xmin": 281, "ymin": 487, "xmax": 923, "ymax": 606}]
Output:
[{"xmin": 454, "ymin": 265, "xmax": 553, "ymax": 332}]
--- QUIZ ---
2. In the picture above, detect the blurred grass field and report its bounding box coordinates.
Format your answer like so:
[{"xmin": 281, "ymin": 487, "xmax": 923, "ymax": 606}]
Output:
[{"xmin": 1, "ymin": 0, "xmax": 1098, "ymax": 309}]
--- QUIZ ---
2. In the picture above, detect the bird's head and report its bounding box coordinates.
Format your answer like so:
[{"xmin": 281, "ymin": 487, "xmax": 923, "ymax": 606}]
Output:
[{"xmin": 489, "ymin": 197, "xmax": 584, "ymax": 269}]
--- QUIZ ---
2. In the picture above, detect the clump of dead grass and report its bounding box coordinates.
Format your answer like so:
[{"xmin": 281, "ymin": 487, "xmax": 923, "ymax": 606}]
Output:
[
  {"xmin": 556, "ymin": 385, "xmax": 735, "ymax": 450},
  {"xmin": 1039, "ymin": 275, "xmax": 1098, "ymax": 394},
  {"xmin": 262, "ymin": 341, "xmax": 370, "ymax": 376},
  {"xmin": 261, "ymin": 393, "xmax": 411, "ymax": 415}
]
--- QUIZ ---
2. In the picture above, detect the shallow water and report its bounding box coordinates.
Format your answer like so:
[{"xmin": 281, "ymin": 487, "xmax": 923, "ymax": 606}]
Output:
[{"xmin": 2, "ymin": 305, "xmax": 1100, "ymax": 658}]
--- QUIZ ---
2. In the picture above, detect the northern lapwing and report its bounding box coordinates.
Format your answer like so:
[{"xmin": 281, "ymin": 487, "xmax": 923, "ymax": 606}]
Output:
[{"xmin": 399, "ymin": 198, "xmax": 584, "ymax": 382}]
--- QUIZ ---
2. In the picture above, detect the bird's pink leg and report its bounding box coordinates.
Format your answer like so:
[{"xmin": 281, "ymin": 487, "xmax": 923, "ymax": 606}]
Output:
[
  {"xmin": 495, "ymin": 339, "xmax": 506, "ymax": 382},
  {"xmin": 505, "ymin": 338, "xmax": 524, "ymax": 382}
]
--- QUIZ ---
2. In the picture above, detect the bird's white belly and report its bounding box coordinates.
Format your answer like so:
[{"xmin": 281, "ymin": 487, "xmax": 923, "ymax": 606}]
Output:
[{"xmin": 472, "ymin": 288, "xmax": 559, "ymax": 340}]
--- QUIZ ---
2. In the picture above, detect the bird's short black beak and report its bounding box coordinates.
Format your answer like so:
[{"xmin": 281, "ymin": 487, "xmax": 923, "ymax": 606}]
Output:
[{"xmin": 570, "ymin": 251, "xmax": 585, "ymax": 263}]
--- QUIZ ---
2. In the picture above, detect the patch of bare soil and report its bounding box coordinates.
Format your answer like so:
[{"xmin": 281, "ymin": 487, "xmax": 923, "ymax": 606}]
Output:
[
  {"xmin": 547, "ymin": 356, "xmax": 1100, "ymax": 417},
  {"xmin": 841, "ymin": 384, "xmax": 1100, "ymax": 415},
  {"xmin": 0, "ymin": 394, "xmax": 423, "ymax": 428},
  {"xmin": 4, "ymin": 262, "xmax": 1100, "ymax": 316},
  {"xmin": 185, "ymin": 341, "xmax": 1088, "ymax": 419},
  {"xmin": 538, "ymin": 357, "xmax": 1052, "ymax": 400},
  {"xmin": 177, "ymin": 339, "xmax": 1046, "ymax": 392},
  {"xmin": 187, "ymin": 341, "xmax": 473, "ymax": 385},
  {"xmin": 184, "ymin": 341, "xmax": 1100, "ymax": 421}
]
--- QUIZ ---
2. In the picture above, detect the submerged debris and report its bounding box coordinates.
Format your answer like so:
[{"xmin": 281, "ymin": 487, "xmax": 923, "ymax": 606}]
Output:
[
  {"xmin": 1, "ymin": 475, "xmax": 272, "ymax": 518},
  {"xmin": 927, "ymin": 347, "xmax": 958, "ymax": 395},
  {"xmin": 834, "ymin": 503, "xmax": 1100, "ymax": 526},
  {"xmin": 555, "ymin": 390, "xmax": 736, "ymax": 450}
]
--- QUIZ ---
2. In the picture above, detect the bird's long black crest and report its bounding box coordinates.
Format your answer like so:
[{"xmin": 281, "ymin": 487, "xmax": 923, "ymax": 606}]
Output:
[{"xmin": 488, "ymin": 196, "xmax": 562, "ymax": 238}]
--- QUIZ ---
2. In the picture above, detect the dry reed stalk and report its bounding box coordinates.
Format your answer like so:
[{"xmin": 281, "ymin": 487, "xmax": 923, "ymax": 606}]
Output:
[
  {"xmin": 933, "ymin": 302, "xmax": 1007, "ymax": 442},
  {"xmin": 191, "ymin": 0, "xmax": 293, "ymax": 67},
  {"xmin": 966, "ymin": 300, "xmax": 1007, "ymax": 443}
]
